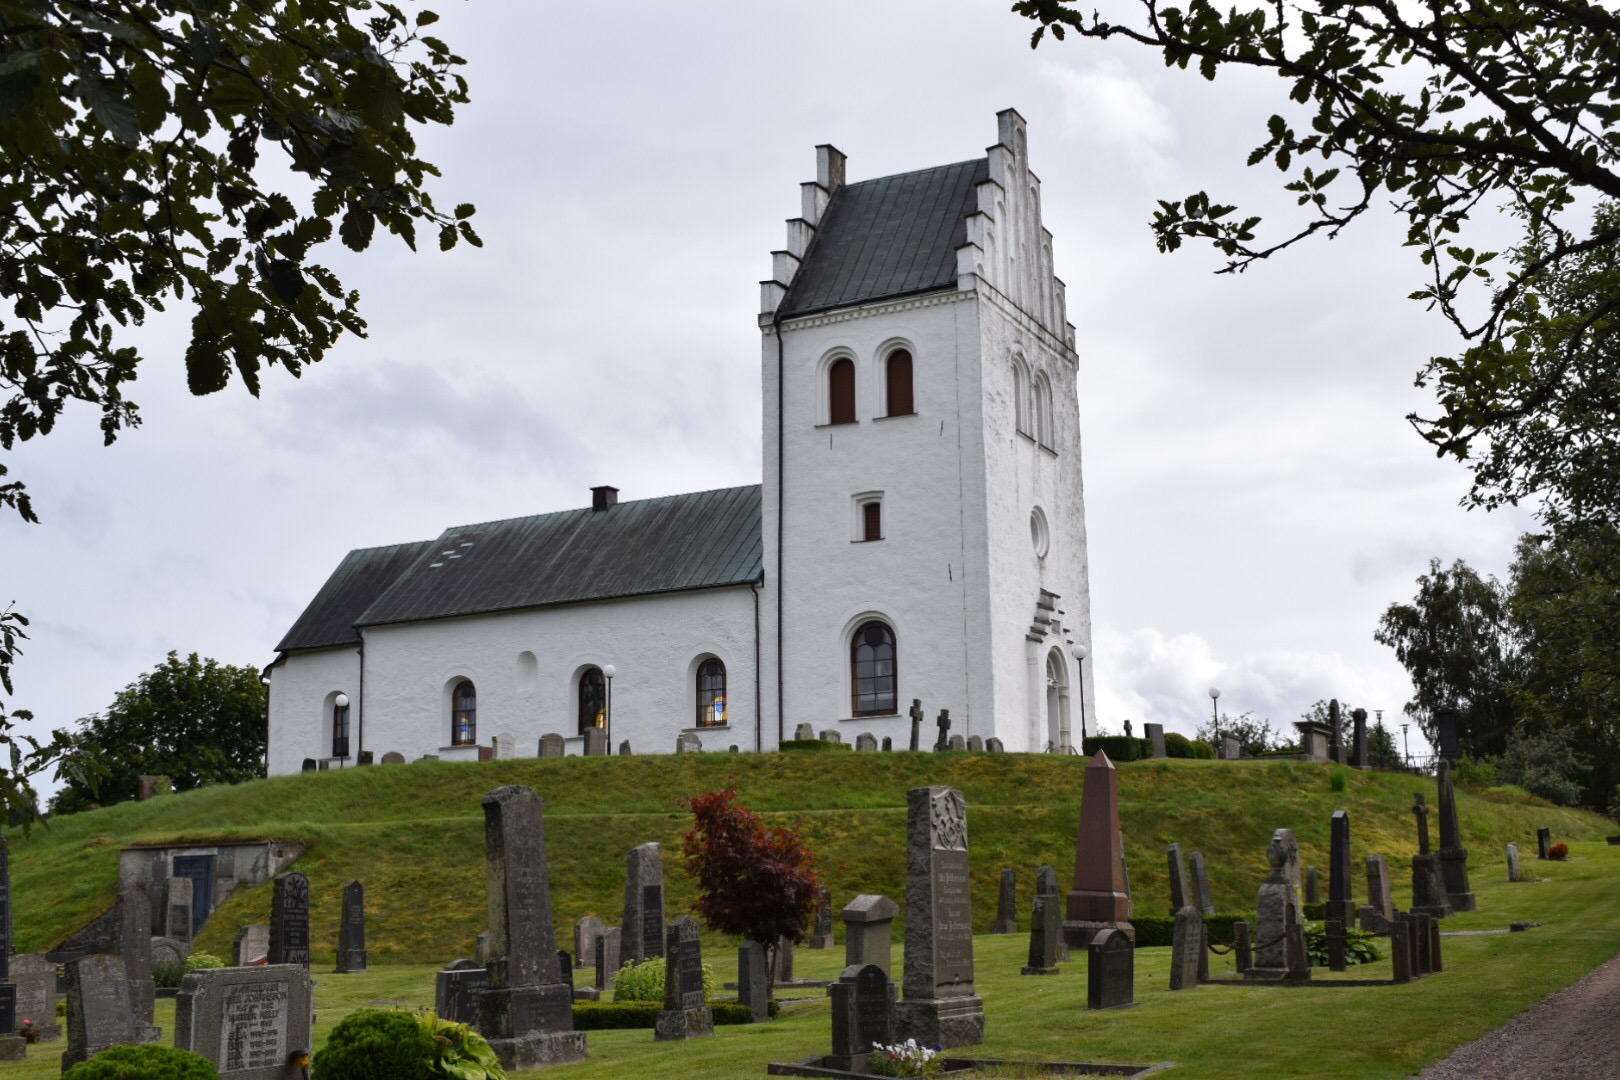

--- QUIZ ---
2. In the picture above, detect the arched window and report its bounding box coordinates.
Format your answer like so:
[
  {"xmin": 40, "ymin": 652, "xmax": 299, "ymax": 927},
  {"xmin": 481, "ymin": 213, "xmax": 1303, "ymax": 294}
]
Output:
[
  {"xmin": 1034, "ymin": 374, "xmax": 1054, "ymax": 447},
  {"xmin": 578, "ymin": 667, "xmax": 605, "ymax": 735},
  {"xmin": 885, "ymin": 349, "xmax": 914, "ymax": 416},
  {"xmin": 332, "ymin": 700, "xmax": 350, "ymax": 758},
  {"xmin": 829, "ymin": 358, "xmax": 856, "ymax": 424},
  {"xmin": 1013, "ymin": 358, "xmax": 1031, "ymax": 436},
  {"xmin": 451, "ymin": 680, "xmax": 477, "ymax": 746},
  {"xmin": 850, "ymin": 621, "xmax": 898, "ymax": 717},
  {"xmin": 696, "ymin": 658, "xmax": 726, "ymax": 727}
]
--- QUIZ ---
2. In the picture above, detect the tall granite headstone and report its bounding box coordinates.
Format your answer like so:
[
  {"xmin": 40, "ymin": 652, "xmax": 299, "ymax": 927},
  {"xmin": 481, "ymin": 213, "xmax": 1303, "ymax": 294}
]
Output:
[
  {"xmin": 1329, "ymin": 810, "xmax": 1354, "ymax": 922},
  {"xmin": 908, "ymin": 700, "xmax": 923, "ymax": 751},
  {"xmin": 1166, "ymin": 843, "xmax": 1189, "ymax": 913},
  {"xmin": 994, "ymin": 869, "xmax": 1019, "ymax": 933},
  {"xmin": 1064, "ymin": 752, "xmax": 1134, "ymax": 948},
  {"xmin": 1086, "ymin": 928, "xmax": 1134, "ymax": 1010},
  {"xmin": 174, "ymin": 964, "xmax": 315, "ymax": 1079},
  {"xmin": 594, "ymin": 928, "xmax": 621, "ymax": 993},
  {"xmin": 1188, "ymin": 852, "xmax": 1215, "ymax": 916},
  {"xmin": 1144, "ymin": 722, "xmax": 1167, "ymax": 758},
  {"xmin": 1020, "ymin": 894, "xmax": 1061, "ymax": 975},
  {"xmin": 62, "ymin": 954, "xmax": 136, "ymax": 1070},
  {"xmin": 737, "ymin": 941, "xmax": 769, "ymax": 1022},
  {"xmin": 894, "ymin": 786, "xmax": 984, "ymax": 1049},
  {"xmin": 336, "ymin": 880, "xmax": 367, "ymax": 973},
  {"xmin": 1329, "ymin": 699, "xmax": 1343, "ymax": 764},
  {"xmin": 622, "ymin": 843, "xmax": 666, "ymax": 964},
  {"xmin": 1247, "ymin": 830, "xmax": 1309, "ymax": 982},
  {"xmin": 165, "ymin": 875, "xmax": 194, "ymax": 943},
  {"xmin": 809, "ymin": 885, "xmax": 835, "ymax": 948},
  {"xmin": 1537, "ymin": 827, "xmax": 1552, "ymax": 859},
  {"xmin": 268, "ymin": 873, "xmax": 311, "ymax": 969},
  {"xmin": 1169, "ymin": 907, "xmax": 1203, "ymax": 990},
  {"xmin": 1507, "ymin": 842, "xmax": 1520, "ymax": 882},
  {"xmin": 1351, "ymin": 708, "xmax": 1369, "ymax": 768},
  {"xmin": 477, "ymin": 785, "xmax": 587, "ymax": 1068},
  {"xmin": 1365, "ymin": 855, "xmax": 1395, "ymax": 923},
  {"xmin": 828, "ymin": 964, "xmax": 895, "ymax": 1074},
  {"xmin": 654, "ymin": 917, "xmax": 712, "ymax": 1041},
  {"xmin": 1411, "ymin": 793, "xmax": 1453, "ymax": 917},
  {"xmin": 1435, "ymin": 707, "xmax": 1460, "ymax": 765},
  {"xmin": 114, "ymin": 887, "xmax": 160, "ymax": 1041},
  {"xmin": 841, "ymin": 894, "xmax": 898, "ymax": 977},
  {"xmin": 1436, "ymin": 761, "xmax": 1476, "ymax": 912},
  {"xmin": 1390, "ymin": 918, "xmax": 1412, "ymax": 983}
]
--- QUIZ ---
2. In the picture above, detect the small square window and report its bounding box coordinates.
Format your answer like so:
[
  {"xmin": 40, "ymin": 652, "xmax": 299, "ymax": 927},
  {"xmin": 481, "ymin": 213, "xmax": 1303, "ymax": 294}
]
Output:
[{"xmin": 853, "ymin": 493, "xmax": 884, "ymax": 542}]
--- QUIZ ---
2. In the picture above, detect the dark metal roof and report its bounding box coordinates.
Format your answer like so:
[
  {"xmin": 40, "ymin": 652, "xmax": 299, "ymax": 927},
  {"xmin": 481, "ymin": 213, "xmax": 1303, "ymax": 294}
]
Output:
[
  {"xmin": 274, "ymin": 539, "xmax": 438, "ymax": 652},
  {"xmin": 779, "ymin": 158, "xmax": 988, "ymax": 317},
  {"xmin": 355, "ymin": 485, "xmax": 763, "ymax": 628}
]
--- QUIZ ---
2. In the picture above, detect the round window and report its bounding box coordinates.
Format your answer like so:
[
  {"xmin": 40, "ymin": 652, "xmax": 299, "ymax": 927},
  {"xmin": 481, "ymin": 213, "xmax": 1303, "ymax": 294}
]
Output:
[{"xmin": 1030, "ymin": 507, "xmax": 1050, "ymax": 559}]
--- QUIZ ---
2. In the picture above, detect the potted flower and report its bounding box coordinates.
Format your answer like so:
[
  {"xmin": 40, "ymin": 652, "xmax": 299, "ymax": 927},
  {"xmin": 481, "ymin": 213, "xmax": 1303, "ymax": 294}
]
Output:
[
  {"xmin": 18, "ymin": 1019, "xmax": 39, "ymax": 1044},
  {"xmin": 870, "ymin": 1039, "xmax": 944, "ymax": 1077}
]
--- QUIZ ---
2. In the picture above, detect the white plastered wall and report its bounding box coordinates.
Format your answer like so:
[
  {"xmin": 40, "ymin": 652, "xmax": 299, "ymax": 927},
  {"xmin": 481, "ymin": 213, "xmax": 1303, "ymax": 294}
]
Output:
[{"xmin": 266, "ymin": 646, "xmax": 360, "ymax": 776}]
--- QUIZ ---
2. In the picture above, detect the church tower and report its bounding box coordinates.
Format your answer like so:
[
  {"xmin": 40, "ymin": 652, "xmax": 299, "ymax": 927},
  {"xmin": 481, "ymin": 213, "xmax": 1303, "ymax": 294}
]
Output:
[{"xmin": 759, "ymin": 109, "xmax": 1094, "ymax": 752}]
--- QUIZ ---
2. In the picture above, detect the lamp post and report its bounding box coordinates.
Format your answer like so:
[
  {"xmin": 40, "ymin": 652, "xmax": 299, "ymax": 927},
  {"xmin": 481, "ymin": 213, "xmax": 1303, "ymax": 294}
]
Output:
[
  {"xmin": 1208, "ymin": 687, "xmax": 1221, "ymax": 752},
  {"xmin": 1071, "ymin": 643, "xmax": 1088, "ymax": 749},
  {"xmin": 603, "ymin": 664, "xmax": 616, "ymax": 755},
  {"xmin": 334, "ymin": 692, "xmax": 349, "ymax": 766}
]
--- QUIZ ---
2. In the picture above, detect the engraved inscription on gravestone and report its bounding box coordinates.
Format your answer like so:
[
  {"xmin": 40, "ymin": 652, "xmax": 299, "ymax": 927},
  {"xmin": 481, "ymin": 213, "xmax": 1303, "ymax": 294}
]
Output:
[
  {"xmin": 220, "ymin": 980, "xmax": 288, "ymax": 1072},
  {"xmin": 642, "ymin": 885, "xmax": 664, "ymax": 961},
  {"xmin": 678, "ymin": 938, "xmax": 704, "ymax": 1011},
  {"xmin": 932, "ymin": 849, "xmax": 973, "ymax": 983}
]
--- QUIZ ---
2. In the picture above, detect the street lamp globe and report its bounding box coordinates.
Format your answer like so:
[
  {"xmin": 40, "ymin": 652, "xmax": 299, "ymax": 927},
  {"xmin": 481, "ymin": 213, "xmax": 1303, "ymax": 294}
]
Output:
[
  {"xmin": 603, "ymin": 664, "xmax": 616, "ymax": 679},
  {"xmin": 1072, "ymin": 644, "xmax": 1087, "ymax": 662},
  {"xmin": 334, "ymin": 693, "xmax": 349, "ymax": 708},
  {"xmin": 1208, "ymin": 687, "xmax": 1220, "ymax": 701}
]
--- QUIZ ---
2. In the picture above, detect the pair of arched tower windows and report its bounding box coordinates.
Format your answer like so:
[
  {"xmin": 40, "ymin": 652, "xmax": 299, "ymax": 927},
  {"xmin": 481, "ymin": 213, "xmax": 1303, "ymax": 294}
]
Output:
[
  {"xmin": 1013, "ymin": 360, "xmax": 1055, "ymax": 448},
  {"xmin": 828, "ymin": 349, "xmax": 913, "ymax": 425}
]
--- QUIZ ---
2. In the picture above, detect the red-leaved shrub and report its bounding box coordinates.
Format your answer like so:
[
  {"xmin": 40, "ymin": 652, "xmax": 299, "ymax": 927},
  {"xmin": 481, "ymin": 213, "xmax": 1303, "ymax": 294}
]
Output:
[{"xmin": 1548, "ymin": 842, "xmax": 1569, "ymax": 859}]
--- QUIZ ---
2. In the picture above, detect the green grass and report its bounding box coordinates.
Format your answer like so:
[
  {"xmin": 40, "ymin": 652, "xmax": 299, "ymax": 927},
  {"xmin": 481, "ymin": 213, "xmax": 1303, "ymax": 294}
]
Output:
[
  {"xmin": 7, "ymin": 841, "xmax": 1620, "ymax": 1079},
  {"xmin": 7, "ymin": 752, "xmax": 1607, "ymax": 965}
]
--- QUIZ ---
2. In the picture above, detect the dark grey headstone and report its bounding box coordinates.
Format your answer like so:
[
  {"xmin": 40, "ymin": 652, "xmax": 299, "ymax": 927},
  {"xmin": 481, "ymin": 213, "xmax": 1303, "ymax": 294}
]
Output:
[
  {"xmin": 300, "ymin": 759, "xmax": 317, "ymax": 773},
  {"xmin": 1391, "ymin": 918, "xmax": 1412, "ymax": 983},
  {"xmin": 771, "ymin": 935, "xmax": 795, "ymax": 984},
  {"xmin": 1169, "ymin": 907, "xmax": 1202, "ymax": 990},
  {"xmin": 1035, "ymin": 865, "xmax": 1059, "ymax": 896},
  {"xmin": 174, "ymin": 964, "xmax": 314, "ymax": 1079},
  {"xmin": 994, "ymin": 868, "xmax": 1018, "ymax": 933},
  {"xmin": 1020, "ymin": 894, "xmax": 1060, "ymax": 975},
  {"xmin": 655, "ymin": 917, "xmax": 712, "ymax": 1041},
  {"xmin": 1351, "ymin": 708, "xmax": 1368, "ymax": 768},
  {"xmin": 948, "ymin": 734, "xmax": 966, "ymax": 751},
  {"xmin": 737, "ymin": 941, "xmax": 768, "ymax": 1022},
  {"xmin": 477, "ymin": 784, "xmax": 586, "ymax": 1068},
  {"xmin": 539, "ymin": 733, "xmax": 566, "ymax": 758},
  {"xmin": 1435, "ymin": 707, "xmax": 1459, "ymax": 765},
  {"xmin": 967, "ymin": 735, "xmax": 984, "ymax": 752},
  {"xmin": 985, "ymin": 737, "xmax": 1004, "ymax": 753},
  {"xmin": 810, "ymin": 885, "xmax": 835, "ymax": 948},
  {"xmin": 437, "ymin": 965, "xmax": 488, "ymax": 1024},
  {"xmin": 1188, "ymin": 852, "xmax": 1214, "ymax": 916},
  {"xmin": 594, "ymin": 928, "xmax": 621, "ymax": 993},
  {"xmin": 573, "ymin": 917, "xmax": 606, "ymax": 972},
  {"xmin": 380, "ymin": 751, "xmax": 406, "ymax": 764},
  {"xmin": 1305, "ymin": 865, "xmax": 1320, "ymax": 905},
  {"xmin": 1537, "ymin": 827, "xmax": 1552, "ymax": 859},
  {"xmin": 894, "ymin": 786, "xmax": 983, "ymax": 1049},
  {"xmin": 933, "ymin": 709, "xmax": 952, "ymax": 752},
  {"xmin": 1329, "ymin": 810, "xmax": 1353, "ymax": 921},
  {"xmin": 557, "ymin": 951, "xmax": 573, "ymax": 996},
  {"xmin": 622, "ymin": 843, "xmax": 665, "ymax": 964},
  {"xmin": 829, "ymin": 964, "xmax": 895, "ymax": 1071},
  {"xmin": 1436, "ymin": 761, "xmax": 1476, "ymax": 911},
  {"xmin": 1086, "ymin": 928, "xmax": 1134, "ymax": 1009},
  {"xmin": 582, "ymin": 728, "xmax": 606, "ymax": 756},
  {"xmin": 1166, "ymin": 843, "xmax": 1188, "ymax": 913},
  {"xmin": 908, "ymin": 699, "xmax": 923, "ymax": 752},
  {"xmin": 794, "ymin": 723, "xmax": 815, "ymax": 741},
  {"xmin": 268, "ymin": 873, "xmax": 311, "ymax": 968},
  {"xmin": 1325, "ymin": 916, "xmax": 1347, "ymax": 972},
  {"xmin": 114, "ymin": 887, "xmax": 157, "ymax": 1035},
  {"xmin": 618, "ymin": 740, "xmax": 632, "ymax": 756},
  {"xmin": 855, "ymin": 733, "xmax": 877, "ymax": 752},
  {"xmin": 336, "ymin": 880, "xmax": 367, "ymax": 973},
  {"xmin": 62, "ymin": 954, "xmax": 137, "ymax": 1070},
  {"xmin": 1232, "ymin": 920, "xmax": 1252, "ymax": 972},
  {"xmin": 881, "ymin": 737, "xmax": 893, "ymax": 752},
  {"xmin": 1144, "ymin": 722, "xmax": 1166, "ymax": 759}
]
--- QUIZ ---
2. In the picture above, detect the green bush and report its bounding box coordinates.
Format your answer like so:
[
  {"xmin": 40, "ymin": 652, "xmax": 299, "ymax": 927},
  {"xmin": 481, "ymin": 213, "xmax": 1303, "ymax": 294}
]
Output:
[
  {"xmin": 1163, "ymin": 732, "xmax": 1211, "ymax": 759},
  {"xmin": 572, "ymin": 1000, "xmax": 766, "ymax": 1029},
  {"xmin": 65, "ymin": 1045, "xmax": 219, "ymax": 1080},
  {"xmin": 152, "ymin": 958, "xmax": 187, "ymax": 989},
  {"xmin": 1081, "ymin": 736, "xmax": 1149, "ymax": 762},
  {"xmin": 611, "ymin": 956, "xmax": 716, "ymax": 1002},
  {"xmin": 1454, "ymin": 756, "xmax": 1500, "ymax": 788},
  {"xmin": 312, "ymin": 1009, "xmax": 436, "ymax": 1080},
  {"xmin": 1305, "ymin": 924, "xmax": 1381, "ymax": 966},
  {"xmin": 187, "ymin": 952, "xmax": 226, "ymax": 971},
  {"xmin": 777, "ymin": 739, "xmax": 852, "ymax": 752},
  {"xmin": 1330, "ymin": 766, "xmax": 1350, "ymax": 793},
  {"xmin": 420, "ymin": 1015, "xmax": 505, "ymax": 1080}
]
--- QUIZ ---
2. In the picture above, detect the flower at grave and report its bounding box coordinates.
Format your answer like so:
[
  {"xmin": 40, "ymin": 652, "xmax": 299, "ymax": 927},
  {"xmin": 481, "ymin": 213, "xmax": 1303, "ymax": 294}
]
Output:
[
  {"xmin": 870, "ymin": 1038, "xmax": 942, "ymax": 1078},
  {"xmin": 18, "ymin": 1019, "xmax": 37, "ymax": 1043},
  {"xmin": 1548, "ymin": 842, "xmax": 1569, "ymax": 859}
]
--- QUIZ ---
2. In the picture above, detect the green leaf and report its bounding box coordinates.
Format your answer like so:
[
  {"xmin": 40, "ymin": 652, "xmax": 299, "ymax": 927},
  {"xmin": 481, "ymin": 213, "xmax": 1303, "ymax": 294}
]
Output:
[
  {"xmin": 265, "ymin": 260, "xmax": 306, "ymax": 304},
  {"xmin": 84, "ymin": 80, "xmax": 139, "ymax": 143}
]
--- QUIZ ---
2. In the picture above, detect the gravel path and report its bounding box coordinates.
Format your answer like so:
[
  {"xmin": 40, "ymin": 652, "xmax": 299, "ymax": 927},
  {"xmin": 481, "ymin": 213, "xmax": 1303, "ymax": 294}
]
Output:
[{"xmin": 1413, "ymin": 948, "xmax": 1620, "ymax": 1079}]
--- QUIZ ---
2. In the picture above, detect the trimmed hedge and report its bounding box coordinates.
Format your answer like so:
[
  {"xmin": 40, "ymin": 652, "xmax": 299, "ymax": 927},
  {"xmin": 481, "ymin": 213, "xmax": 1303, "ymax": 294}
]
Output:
[
  {"xmin": 1129, "ymin": 913, "xmax": 1255, "ymax": 948},
  {"xmin": 777, "ymin": 739, "xmax": 852, "ymax": 753},
  {"xmin": 64, "ymin": 1046, "xmax": 219, "ymax": 1080},
  {"xmin": 1081, "ymin": 736, "xmax": 1151, "ymax": 762},
  {"xmin": 571, "ymin": 1001, "xmax": 768, "ymax": 1029},
  {"xmin": 1163, "ymin": 732, "xmax": 1215, "ymax": 759}
]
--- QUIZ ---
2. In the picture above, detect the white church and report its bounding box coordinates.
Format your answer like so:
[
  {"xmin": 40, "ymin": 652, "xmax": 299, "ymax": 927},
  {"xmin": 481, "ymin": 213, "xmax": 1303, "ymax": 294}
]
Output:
[{"xmin": 264, "ymin": 110, "xmax": 1095, "ymax": 774}]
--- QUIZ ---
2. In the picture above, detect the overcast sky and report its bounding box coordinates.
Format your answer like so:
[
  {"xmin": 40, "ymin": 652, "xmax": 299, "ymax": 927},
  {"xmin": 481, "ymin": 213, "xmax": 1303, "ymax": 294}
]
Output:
[{"xmin": 7, "ymin": 0, "xmax": 1538, "ymax": 784}]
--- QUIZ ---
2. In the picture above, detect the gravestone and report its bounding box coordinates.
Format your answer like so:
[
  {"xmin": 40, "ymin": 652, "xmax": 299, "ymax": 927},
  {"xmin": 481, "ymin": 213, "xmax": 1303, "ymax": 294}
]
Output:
[
  {"xmin": 894, "ymin": 786, "xmax": 985, "ymax": 1049},
  {"xmin": 1063, "ymin": 752, "xmax": 1134, "ymax": 948},
  {"xmin": 1507, "ymin": 843, "xmax": 1520, "ymax": 882},
  {"xmin": 908, "ymin": 700, "xmax": 923, "ymax": 751},
  {"xmin": 1034, "ymin": 864, "xmax": 1069, "ymax": 962},
  {"xmin": 828, "ymin": 964, "xmax": 895, "ymax": 1073},
  {"xmin": 573, "ymin": 917, "xmax": 606, "ymax": 971},
  {"xmin": 477, "ymin": 785, "xmax": 588, "ymax": 1068},
  {"xmin": 357, "ymin": 750, "xmax": 373, "ymax": 765},
  {"xmin": 1221, "ymin": 735, "xmax": 1240, "ymax": 760},
  {"xmin": 986, "ymin": 738, "xmax": 1004, "ymax": 753},
  {"xmin": 1429, "ymin": 917, "xmax": 1445, "ymax": 973},
  {"xmin": 416, "ymin": 755, "xmax": 439, "ymax": 763},
  {"xmin": 11, "ymin": 954, "xmax": 56, "ymax": 1041},
  {"xmin": 1169, "ymin": 907, "xmax": 1202, "ymax": 990},
  {"xmin": 737, "ymin": 941, "xmax": 769, "ymax": 1022},
  {"xmin": 492, "ymin": 733, "xmax": 516, "ymax": 760},
  {"xmin": 300, "ymin": 759, "xmax": 316, "ymax": 773},
  {"xmin": 794, "ymin": 723, "xmax": 815, "ymax": 741},
  {"xmin": 152, "ymin": 936, "xmax": 189, "ymax": 972},
  {"xmin": 855, "ymin": 733, "xmax": 877, "ymax": 752},
  {"xmin": 1351, "ymin": 708, "xmax": 1369, "ymax": 768},
  {"xmin": 1411, "ymin": 793, "xmax": 1453, "ymax": 917},
  {"xmin": 994, "ymin": 868, "xmax": 1019, "ymax": 933},
  {"xmin": 1232, "ymin": 921, "xmax": 1252, "ymax": 973},
  {"xmin": 881, "ymin": 737, "xmax": 892, "ymax": 752},
  {"xmin": 539, "ymin": 733, "xmax": 565, "ymax": 758},
  {"xmin": 1305, "ymin": 866, "xmax": 1320, "ymax": 905},
  {"xmin": 675, "ymin": 732, "xmax": 702, "ymax": 753},
  {"xmin": 1329, "ymin": 810, "xmax": 1353, "ymax": 922},
  {"xmin": 772, "ymin": 935, "xmax": 795, "ymax": 984},
  {"xmin": 819, "ymin": 729, "xmax": 843, "ymax": 745},
  {"xmin": 1166, "ymin": 843, "xmax": 1188, "ymax": 913},
  {"xmin": 655, "ymin": 917, "xmax": 712, "ymax": 1040},
  {"xmin": 1247, "ymin": 829, "xmax": 1309, "ymax": 982},
  {"xmin": 810, "ymin": 886, "xmax": 835, "ymax": 949},
  {"xmin": 1276, "ymin": 828, "xmax": 1303, "ymax": 907},
  {"xmin": 174, "ymin": 964, "xmax": 315, "ymax": 1079},
  {"xmin": 933, "ymin": 709, "xmax": 952, "ymax": 752},
  {"xmin": 1366, "ymin": 855, "xmax": 1395, "ymax": 923},
  {"xmin": 0, "ymin": 843, "xmax": 12, "ymax": 1038},
  {"xmin": 1391, "ymin": 918, "xmax": 1412, "ymax": 983},
  {"xmin": 166, "ymin": 875, "xmax": 194, "ymax": 943},
  {"xmin": 1086, "ymin": 928, "xmax": 1134, "ymax": 1010},
  {"xmin": 556, "ymin": 951, "xmax": 573, "ymax": 997},
  {"xmin": 269, "ymin": 873, "xmax": 310, "ymax": 968},
  {"xmin": 476, "ymin": 931, "xmax": 489, "ymax": 966},
  {"xmin": 1325, "ymin": 917, "xmax": 1347, "ymax": 972},
  {"xmin": 1436, "ymin": 761, "xmax": 1476, "ymax": 912},
  {"xmin": 336, "ymin": 880, "xmax": 367, "ymax": 973},
  {"xmin": 1188, "ymin": 852, "xmax": 1215, "ymax": 916},
  {"xmin": 618, "ymin": 740, "xmax": 632, "ymax": 756},
  {"xmin": 1435, "ymin": 706, "xmax": 1460, "ymax": 765},
  {"xmin": 1144, "ymin": 722, "xmax": 1166, "ymax": 759},
  {"xmin": 622, "ymin": 843, "xmax": 666, "ymax": 964},
  {"xmin": 841, "ymin": 894, "xmax": 898, "ymax": 977},
  {"xmin": 948, "ymin": 734, "xmax": 966, "ymax": 751},
  {"xmin": 1537, "ymin": 827, "xmax": 1552, "ymax": 859},
  {"xmin": 62, "ymin": 955, "xmax": 137, "ymax": 1070},
  {"xmin": 380, "ymin": 751, "xmax": 406, "ymax": 764},
  {"xmin": 594, "ymin": 928, "xmax": 621, "ymax": 994},
  {"xmin": 1329, "ymin": 699, "xmax": 1343, "ymax": 763},
  {"xmin": 114, "ymin": 887, "xmax": 159, "ymax": 1040},
  {"xmin": 1413, "ymin": 912, "xmax": 1434, "ymax": 975},
  {"xmin": 437, "ymin": 960, "xmax": 488, "ymax": 1024},
  {"xmin": 1020, "ymin": 894, "xmax": 1060, "ymax": 975},
  {"xmin": 582, "ymin": 728, "xmax": 606, "ymax": 756},
  {"xmin": 967, "ymin": 735, "xmax": 984, "ymax": 752}
]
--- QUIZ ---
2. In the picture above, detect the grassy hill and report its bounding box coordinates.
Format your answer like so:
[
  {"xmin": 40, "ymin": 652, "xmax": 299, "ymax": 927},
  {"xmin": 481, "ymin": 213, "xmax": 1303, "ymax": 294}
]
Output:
[{"xmin": 6, "ymin": 751, "xmax": 1607, "ymax": 964}]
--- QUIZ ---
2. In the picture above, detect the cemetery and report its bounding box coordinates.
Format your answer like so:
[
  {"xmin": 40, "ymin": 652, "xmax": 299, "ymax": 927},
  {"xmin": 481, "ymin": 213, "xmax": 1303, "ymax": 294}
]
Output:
[{"xmin": 0, "ymin": 746, "xmax": 1614, "ymax": 1078}]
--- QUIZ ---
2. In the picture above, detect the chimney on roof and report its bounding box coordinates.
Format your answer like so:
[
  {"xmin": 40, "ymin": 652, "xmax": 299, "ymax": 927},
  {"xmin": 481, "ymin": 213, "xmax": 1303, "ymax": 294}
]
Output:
[{"xmin": 591, "ymin": 485, "xmax": 619, "ymax": 512}]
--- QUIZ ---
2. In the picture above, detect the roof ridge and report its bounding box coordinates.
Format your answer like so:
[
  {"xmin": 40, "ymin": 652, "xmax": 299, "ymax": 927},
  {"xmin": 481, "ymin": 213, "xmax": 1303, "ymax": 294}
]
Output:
[
  {"xmin": 437, "ymin": 482, "xmax": 763, "ymax": 534},
  {"xmin": 838, "ymin": 156, "xmax": 988, "ymax": 190}
]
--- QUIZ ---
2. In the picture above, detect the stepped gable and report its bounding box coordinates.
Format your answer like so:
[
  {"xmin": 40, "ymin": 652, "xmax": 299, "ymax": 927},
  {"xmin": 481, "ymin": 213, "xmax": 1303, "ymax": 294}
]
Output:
[
  {"xmin": 275, "ymin": 539, "xmax": 438, "ymax": 651},
  {"xmin": 778, "ymin": 158, "xmax": 989, "ymax": 318},
  {"xmin": 356, "ymin": 485, "xmax": 763, "ymax": 628}
]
